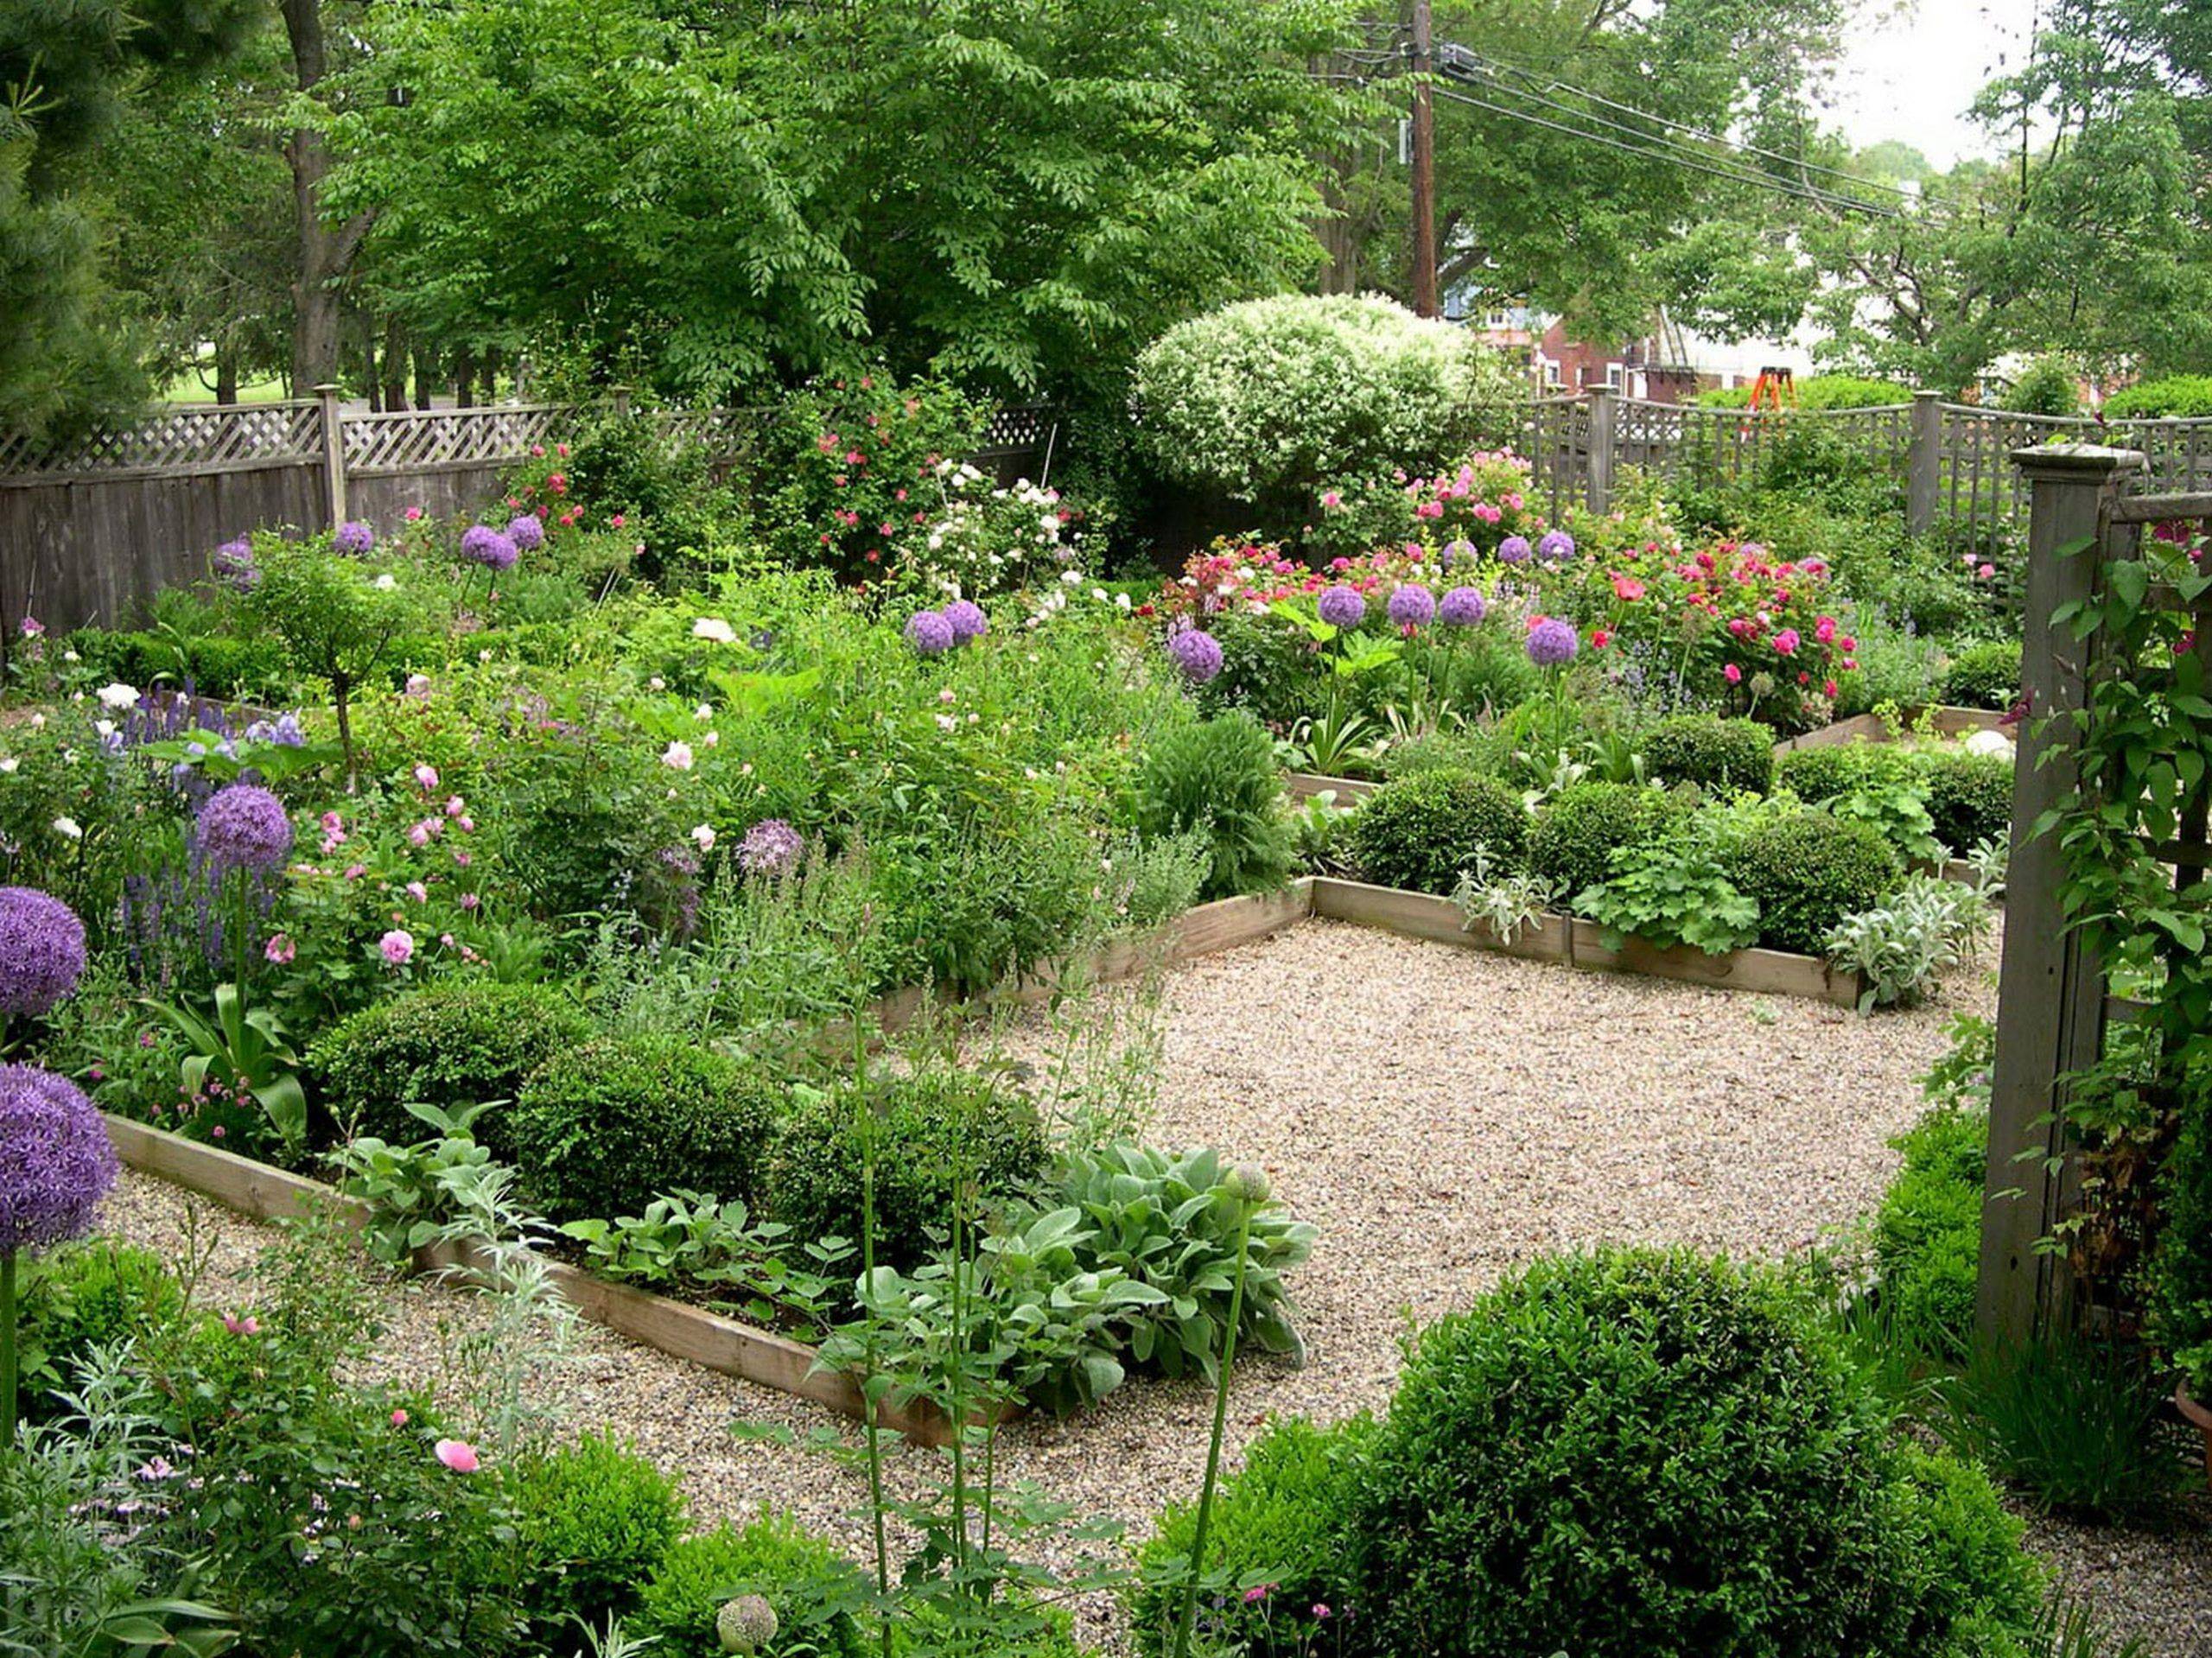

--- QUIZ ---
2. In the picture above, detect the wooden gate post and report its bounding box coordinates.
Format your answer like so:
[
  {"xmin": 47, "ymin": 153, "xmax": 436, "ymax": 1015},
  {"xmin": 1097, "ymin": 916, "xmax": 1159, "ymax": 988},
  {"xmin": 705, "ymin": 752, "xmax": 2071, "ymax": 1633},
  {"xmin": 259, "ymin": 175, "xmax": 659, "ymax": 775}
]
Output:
[
  {"xmin": 315, "ymin": 383, "xmax": 347, "ymax": 529},
  {"xmin": 1586, "ymin": 386, "xmax": 1616, "ymax": 515},
  {"xmin": 1906, "ymin": 391, "xmax": 1943, "ymax": 537},
  {"xmin": 1977, "ymin": 443, "xmax": 2142, "ymax": 1348}
]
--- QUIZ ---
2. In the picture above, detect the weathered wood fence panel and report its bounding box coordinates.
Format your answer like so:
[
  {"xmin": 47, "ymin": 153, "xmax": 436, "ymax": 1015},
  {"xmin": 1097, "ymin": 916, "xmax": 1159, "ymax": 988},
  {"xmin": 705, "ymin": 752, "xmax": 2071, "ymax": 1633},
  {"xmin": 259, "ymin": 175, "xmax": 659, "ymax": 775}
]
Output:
[{"xmin": 0, "ymin": 396, "xmax": 1059, "ymax": 643}]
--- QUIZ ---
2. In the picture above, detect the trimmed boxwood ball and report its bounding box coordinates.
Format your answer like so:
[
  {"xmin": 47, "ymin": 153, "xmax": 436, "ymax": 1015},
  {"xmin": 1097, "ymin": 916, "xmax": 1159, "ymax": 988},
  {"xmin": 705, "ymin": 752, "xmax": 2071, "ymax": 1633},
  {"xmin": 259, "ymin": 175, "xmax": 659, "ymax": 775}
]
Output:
[
  {"xmin": 1923, "ymin": 749, "xmax": 2013, "ymax": 854},
  {"xmin": 1345, "ymin": 1248, "xmax": 2044, "ymax": 1658},
  {"xmin": 511, "ymin": 1037, "xmax": 781, "ymax": 1223},
  {"xmin": 513, "ymin": 1429, "xmax": 684, "ymax": 1634},
  {"xmin": 1776, "ymin": 740, "xmax": 1916, "ymax": 806},
  {"xmin": 1130, "ymin": 1414, "xmax": 1371, "ymax": 1657},
  {"xmin": 1347, "ymin": 769, "xmax": 1529, "ymax": 895},
  {"xmin": 1726, "ymin": 809, "xmax": 1901, "ymax": 955},
  {"xmin": 766, "ymin": 1072, "xmax": 1047, "ymax": 1269},
  {"xmin": 1643, "ymin": 714, "xmax": 1776, "ymax": 795},
  {"xmin": 309, "ymin": 981, "xmax": 592, "ymax": 1156},
  {"xmin": 1936, "ymin": 640, "xmax": 2024, "ymax": 711},
  {"xmin": 632, "ymin": 1512, "xmax": 873, "ymax": 1658},
  {"xmin": 1527, "ymin": 782, "xmax": 1688, "ymax": 903}
]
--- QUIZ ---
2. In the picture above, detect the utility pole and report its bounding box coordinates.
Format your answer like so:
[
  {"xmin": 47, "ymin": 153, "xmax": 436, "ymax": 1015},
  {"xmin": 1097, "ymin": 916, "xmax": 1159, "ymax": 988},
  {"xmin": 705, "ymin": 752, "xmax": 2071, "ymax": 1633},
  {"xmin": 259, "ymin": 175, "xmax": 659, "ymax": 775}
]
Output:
[{"xmin": 1409, "ymin": 0, "xmax": 1440, "ymax": 317}]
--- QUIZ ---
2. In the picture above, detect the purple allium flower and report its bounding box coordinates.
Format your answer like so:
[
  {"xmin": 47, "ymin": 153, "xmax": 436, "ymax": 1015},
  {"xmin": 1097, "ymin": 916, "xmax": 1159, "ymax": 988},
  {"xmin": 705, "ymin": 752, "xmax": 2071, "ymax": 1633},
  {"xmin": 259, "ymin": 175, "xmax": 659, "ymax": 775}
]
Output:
[
  {"xmin": 1165, "ymin": 627, "xmax": 1224, "ymax": 684},
  {"xmin": 507, "ymin": 514, "xmax": 545, "ymax": 551},
  {"xmin": 0, "ymin": 888, "xmax": 86, "ymax": 1018},
  {"xmin": 905, "ymin": 611, "xmax": 956, "ymax": 657},
  {"xmin": 333, "ymin": 520, "xmax": 375, "ymax": 556},
  {"xmin": 1316, "ymin": 585, "xmax": 1366, "ymax": 630},
  {"xmin": 1440, "ymin": 586, "xmax": 1487, "ymax": 626},
  {"xmin": 459, "ymin": 525, "xmax": 519, "ymax": 571},
  {"xmin": 0, "ymin": 1064, "xmax": 116, "ymax": 1254},
  {"xmin": 736, "ymin": 818, "xmax": 804, "ymax": 879},
  {"xmin": 212, "ymin": 537, "xmax": 258, "ymax": 592},
  {"xmin": 942, "ymin": 600, "xmax": 988, "ymax": 644},
  {"xmin": 1526, "ymin": 618, "xmax": 1580, "ymax": 667},
  {"xmin": 1497, "ymin": 535, "xmax": 1533, "ymax": 565},
  {"xmin": 1441, "ymin": 538, "xmax": 1476, "ymax": 568},
  {"xmin": 196, "ymin": 784, "xmax": 294, "ymax": 874},
  {"xmin": 1388, "ymin": 583, "xmax": 1436, "ymax": 628},
  {"xmin": 1537, "ymin": 530, "xmax": 1576, "ymax": 562}
]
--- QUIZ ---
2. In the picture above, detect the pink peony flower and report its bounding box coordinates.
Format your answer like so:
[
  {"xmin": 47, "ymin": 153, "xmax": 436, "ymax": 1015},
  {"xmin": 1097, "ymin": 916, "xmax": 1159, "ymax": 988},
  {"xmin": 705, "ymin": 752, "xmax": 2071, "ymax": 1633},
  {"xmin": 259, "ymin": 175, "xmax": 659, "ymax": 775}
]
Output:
[
  {"xmin": 391, "ymin": 1408, "xmax": 409, "ymax": 1427},
  {"xmin": 1773, "ymin": 628, "xmax": 1801, "ymax": 656},
  {"xmin": 264, "ymin": 934, "xmax": 295, "ymax": 965},
  {"xmin": 221, "ymin": 1312, "xmax": 260, "ymax": 1336},
  {"xmin": 404, "ymin": 881, "xmax": 429, "ymax": 904},
  {"xmin": 1724, "ymin": 663, "xmax": 1744, "ymax": 685},
  {"xmin": 379, "ymin": 930, "xmax": 415, "ymax": 967},
  {"xmin": 413, "ymin": 764, "xmax": 439, "ymax": 791},
  {"xmin": 434, "ymin": 1439, "xmax": 480, "ymax": 1472}
]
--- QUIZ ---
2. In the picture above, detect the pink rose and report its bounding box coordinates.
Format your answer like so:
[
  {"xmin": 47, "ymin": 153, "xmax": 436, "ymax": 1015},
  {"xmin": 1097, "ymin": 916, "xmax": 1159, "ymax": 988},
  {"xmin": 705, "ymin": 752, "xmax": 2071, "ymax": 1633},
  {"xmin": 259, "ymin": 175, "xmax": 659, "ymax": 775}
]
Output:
[
  {"xmin": 434, "ymin": 1439, "xmax": 480, "ymax": 1472},
  {"xmin": 1724, "ymin": 663, "xmax": 1743, "ymax": 685}
]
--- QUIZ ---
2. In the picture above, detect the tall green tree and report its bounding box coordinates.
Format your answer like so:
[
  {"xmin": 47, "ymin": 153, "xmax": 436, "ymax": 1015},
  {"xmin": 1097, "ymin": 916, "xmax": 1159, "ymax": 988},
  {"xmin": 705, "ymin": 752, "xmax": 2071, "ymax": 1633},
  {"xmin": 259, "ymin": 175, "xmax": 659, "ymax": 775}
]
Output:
[{"xmin": 328, "ymin": 0, "xmax": 1372, "ymax": 401}]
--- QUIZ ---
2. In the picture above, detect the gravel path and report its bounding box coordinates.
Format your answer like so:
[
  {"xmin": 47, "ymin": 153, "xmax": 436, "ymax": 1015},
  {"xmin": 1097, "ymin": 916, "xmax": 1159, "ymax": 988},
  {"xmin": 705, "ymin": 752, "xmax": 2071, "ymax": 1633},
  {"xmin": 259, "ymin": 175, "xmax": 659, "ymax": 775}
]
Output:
[{"xmin": 91, "ymin": 919, "xmax": 2209, "ymax": 1655}]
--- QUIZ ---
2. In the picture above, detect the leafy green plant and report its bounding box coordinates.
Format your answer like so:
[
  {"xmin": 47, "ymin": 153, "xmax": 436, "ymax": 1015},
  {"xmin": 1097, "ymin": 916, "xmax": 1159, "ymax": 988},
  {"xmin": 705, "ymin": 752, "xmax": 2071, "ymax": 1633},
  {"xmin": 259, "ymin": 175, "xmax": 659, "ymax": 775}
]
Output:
[
  {"xmin": 1056, "ymin": 1144, "xmax": 1314, "ymax": 1383},
  {"xmin": 1930, "ymin": 1334, "xmax": 2187, "ymax": 1525},
  {"xmin": 511, "ymin": 1038, "xmax": 781, "ymax": 1225},
  {"xmin": 146, "ymin": 982, "xmax": 308, "ymax": 1153},
  {"xmin": 1867, "ymin": 1096, "xmax": 1988, "ymax": 1364},
  {"xmin": 1345, "ymin": 769, "xmax": 1529, "ymax": 895},
  {"xmin": 558, "ymin": 1191, "xmax": 852, "ymax": 1338},
  {"xmin": 1936, "ymin": 641, "xmax": 2024, "ymax": 711},
  {"xmin": 243, "ymin": 536, "xmax": 412, "ymax": 787},
  {"xmin": 1286, "ymin": 791, "xmax": 1357, "ymax": 877},
  {"xmin": 326, "ymin": 1100, "xmax": 531, "ymax": 1263},
  {"xmin": 1451, "ymin": 845, "xmax": 1560, "ymax": 945},
  {"xmin": 1134, "ymin": 714, "xmax": 1293, "ymax": 900},
  {"xmin": 633, "ymin": 1512, "xmax": 876, "ymax": 1658},
  {"xmin": 1827, "ymin": 876, "xmax": 1993, "ymax": 1010},
  {"xmin": 1923, "ymin": 748, "xmax": 2014, "ymax": 854},
  {"xmin": 11, "ymin": 1242, "xmax": 182, "ymax": 1426},
  {"xmin": 513, "ymin": 1431, "xmax": 684, "ymax": 1636},
  {"xmin": 1283, "ymin": 702, "xmax": 1379, "ymax": 778},
  {"xmin": 1578, "ymin": 822, "xmax": 1759, "ymax": 955}
]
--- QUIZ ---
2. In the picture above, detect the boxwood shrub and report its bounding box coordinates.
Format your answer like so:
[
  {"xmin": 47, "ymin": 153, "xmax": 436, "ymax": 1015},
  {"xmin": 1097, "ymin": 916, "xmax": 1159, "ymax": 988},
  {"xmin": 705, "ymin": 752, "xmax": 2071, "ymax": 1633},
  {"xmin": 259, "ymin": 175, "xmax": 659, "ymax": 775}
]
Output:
[
  {"xmin": 514, "ymin": 1430, "xmax": 684, "ymax": 1635},
  {"xmin": 1643, "ymin": 714, "xmax": 1775, "ymax": 795},
  {"xmin": 1345, "ymin": 1248, "xmax": 2044, "ymax": 1658},
  {"xmin": 1346, "ymin": 769, "xmax": 1529, "ymax": 894},
  {"xmin": 1871, "ymin": 1104, "xmax": 1987, "ymax": 1363},
  {"xmin": 511, "ymin": 1037, "xmax": 781, "ymax": 1223},
  {"xmin": 633, "ymin": 1513, "xmax": 872, "ymax": 1658},
  {"xmin": 309, "ymin": 981, "xmax": 592, "ymax": 1156},
  {"xmin": 1776, "ymin": 741, "xmax": 1917, "ymax": 806},
  {"xmin": 1923, "ymin": 750, "xmax": 2013, "ymax": 854},
  {"xmin": 766, "ymin": 1072, "xmax": 1048, "ymax": 1267},
  {"xmin": 1527, "ymin": 782, "xmax": 1688, "ymax": 901},
  {"xmin": 1726, "ymin": 810, "xmax": 1901, "ymax": 955},
  {"xmin": 1936, "ymin": 641, "xmax": 2023, "ymax": 711}
]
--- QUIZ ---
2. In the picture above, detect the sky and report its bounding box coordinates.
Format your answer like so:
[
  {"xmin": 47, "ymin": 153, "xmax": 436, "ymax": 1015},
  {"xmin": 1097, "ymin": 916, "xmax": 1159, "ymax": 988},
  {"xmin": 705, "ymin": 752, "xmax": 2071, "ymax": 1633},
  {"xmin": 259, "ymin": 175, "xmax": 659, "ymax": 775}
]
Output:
[{"xmin": 1826, "ymin": 0, "xmax": 2046, "ymax": 169}]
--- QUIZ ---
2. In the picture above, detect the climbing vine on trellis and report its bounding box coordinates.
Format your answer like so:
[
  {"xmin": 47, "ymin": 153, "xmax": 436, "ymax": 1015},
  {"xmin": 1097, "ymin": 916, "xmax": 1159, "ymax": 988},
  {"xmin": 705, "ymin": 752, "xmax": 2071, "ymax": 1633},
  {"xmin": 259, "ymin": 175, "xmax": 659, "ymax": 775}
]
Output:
[{"xmin": 2047, "ymin": 515, "xmax": 2212, "ymax": 1391}]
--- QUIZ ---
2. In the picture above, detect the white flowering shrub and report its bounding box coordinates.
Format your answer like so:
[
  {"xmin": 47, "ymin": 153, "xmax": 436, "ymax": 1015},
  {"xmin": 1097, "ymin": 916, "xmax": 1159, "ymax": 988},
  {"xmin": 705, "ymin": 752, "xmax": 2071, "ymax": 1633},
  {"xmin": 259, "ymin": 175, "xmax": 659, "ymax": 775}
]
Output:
[
  {"xmin": 1133, "ymin": 294, "xmax": 1522, "ymax": 505},
  {"xmin": 904, "ymin": 463, "xmax": 1080, "ymax": 600}
]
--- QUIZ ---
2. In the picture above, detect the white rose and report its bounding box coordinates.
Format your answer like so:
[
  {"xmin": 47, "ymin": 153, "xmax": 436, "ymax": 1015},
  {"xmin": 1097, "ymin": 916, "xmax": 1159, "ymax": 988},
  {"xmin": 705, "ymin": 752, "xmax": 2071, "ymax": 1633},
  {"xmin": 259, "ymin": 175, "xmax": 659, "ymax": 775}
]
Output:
[
  {"xmin": 692, "ymin": 618, "xmax": 737, "ymax": 644},
  {"xmin": 690, "ymin": 823, "xmax": 716, "ymax": 853},
  {"xmin": 662, "ymin": 740, "xmax": 695, "ymax": 772},
  {"xmin": 53, "ymin": 816, "xmax": 82, "ymax": 840},
  {"xmin": 96, "ymin": 683, "xmax": 139, "ymax": 709}
]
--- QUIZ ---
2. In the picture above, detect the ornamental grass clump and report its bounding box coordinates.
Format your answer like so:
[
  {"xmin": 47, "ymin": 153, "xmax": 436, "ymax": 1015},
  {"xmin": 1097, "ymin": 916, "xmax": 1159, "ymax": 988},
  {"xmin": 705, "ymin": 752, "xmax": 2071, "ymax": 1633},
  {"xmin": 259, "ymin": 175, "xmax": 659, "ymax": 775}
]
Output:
[
  {"xmin": 0, "ymin": 1064, "xmax": 118, "ymax": 1441},
  {"xmin": 0, "ymin": 886, "xmax": 86, "ymax": 1021}
]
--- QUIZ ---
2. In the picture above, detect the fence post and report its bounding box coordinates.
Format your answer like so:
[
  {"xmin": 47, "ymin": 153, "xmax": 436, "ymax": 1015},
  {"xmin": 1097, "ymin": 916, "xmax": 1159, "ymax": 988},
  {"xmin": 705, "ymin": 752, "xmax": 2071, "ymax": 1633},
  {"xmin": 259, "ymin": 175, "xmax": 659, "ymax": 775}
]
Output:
[
  {"xmin": 315, "ymin": 383, "xmax": 347, "ymax": 529},
  {"xmin": 1976, "ymin": 442, "xmax": 2141, "ymax": 1350},
  {"xmin": 610, "ymin": 384, "xmax": 632, "ymax": 418},
  {"xmin": 1586, "ymin": 387, "xmax": 1616, "ymax": 514},
  {"xmin": 1906, "ymin": 391, "xmax": 1943, "ymax": 537}
]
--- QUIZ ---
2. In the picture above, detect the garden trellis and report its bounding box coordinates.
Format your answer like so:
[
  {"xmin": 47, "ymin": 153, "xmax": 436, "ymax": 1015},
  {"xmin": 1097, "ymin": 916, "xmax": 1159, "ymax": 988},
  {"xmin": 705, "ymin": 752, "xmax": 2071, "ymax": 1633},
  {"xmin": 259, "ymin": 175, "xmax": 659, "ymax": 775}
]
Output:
[{"xmin": 1978, "ymin": 444, "xmax": 2212, "ymax": 1344}]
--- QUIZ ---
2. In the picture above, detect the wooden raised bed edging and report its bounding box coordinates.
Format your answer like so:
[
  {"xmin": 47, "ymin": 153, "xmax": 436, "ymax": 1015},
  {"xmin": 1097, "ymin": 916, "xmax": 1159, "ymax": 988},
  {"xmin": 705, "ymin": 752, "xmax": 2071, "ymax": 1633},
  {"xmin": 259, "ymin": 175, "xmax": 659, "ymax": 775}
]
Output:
[
  {"xmin": 1284, "ymin": 771, "xmax": 1379, "ymax": 803},
  {"xmin": 1308, "ymin": 877, "xmax": 1864, "ymax": 1008},
  {"xmin": 1774, "ymin": 704, "xmax": 2012, "ymax": 757},
  {"xmin": 98, "ymin": 1114, "xmax": 977, "ymax": 1445}
]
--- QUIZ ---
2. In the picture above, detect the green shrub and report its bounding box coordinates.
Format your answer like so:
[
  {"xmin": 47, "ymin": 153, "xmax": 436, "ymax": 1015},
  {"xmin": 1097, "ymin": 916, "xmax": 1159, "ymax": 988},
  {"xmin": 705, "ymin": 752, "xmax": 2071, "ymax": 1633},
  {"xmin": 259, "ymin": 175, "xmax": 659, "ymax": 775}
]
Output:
[
  {"xmin": 1133, "ymin": 714, "xmax": 1293, "ymax": 900},
  {"xmin": 1346, "ymin": 1248, "xmax": 2044, "ymax": 1658},
  {"xmin": 1346, "ymin": 770, "xmax": 1529, "ymax": 894},
  {"xmin": 1375, "ymin": 727, "xmax": 1509, "ymax": 781},
  {"xmin": 1526, "ymin": 783, "xmax": 1688, "ymax": 900},
  {"xmin": 61, "ymin": 629, "xmax": 288, "ymax": 702},
  {"xmin": 511, "ymin": 1038, "xmax": 781, "ymax": 1223},
  {"xmin": 1643, "ymin": 715, "xmax": 1775, "ymax": 795},
  {"xmin": 1726, "ymin": 810, "xmax": 1902, "ymax": 955},
  {"xmin": 2148, "ymin": 1076, "xmax": 2212, "ymax": 1401},
  {"xmin": 1871, "ymin": 1103, "xmax": 1987, "ymax": 1362},
  {"xmin": 1129, "ymin": 1415, "xmax": 1371, "ymax": 1658},
  {"xmin": 633, "ymin": 1514, "xmax": 872, "ymax": 1658},
  {"xmin": 16, "ymin": 1242, "xmax": 182, "ymax": 1420},
  {"xmin": 514, "ymin": 1431, "xmax": 684, "ymax": 1633},
  {"xmin": 1777, "ymin": 741, "xmax": 1913, "ymax": 805},
  {"xmin": 1923, "ymin": 750, "xmax": 2014, "ymax": 854},
  {"xmin": 766, "ymin": 1071, "xmax": 1048, "ymax": 1268},
  {"xmin": 309, "ymin": 981, "xmax": 592, "ymax": 1156},
  {"xmin": 1996, "ymin": 356, "xmax": 2080, "ymax": 417},
  {"xmin": 1694, "ymin": 374, "xmax": 1912, "ymax": 410},
  {"xmin": 1936, "ymin": 641, "xmax": 2023, "ymax": 711},
  {"xmin": 2101, "ymin": 373, "xmax": 2212, "ymax": 420}
]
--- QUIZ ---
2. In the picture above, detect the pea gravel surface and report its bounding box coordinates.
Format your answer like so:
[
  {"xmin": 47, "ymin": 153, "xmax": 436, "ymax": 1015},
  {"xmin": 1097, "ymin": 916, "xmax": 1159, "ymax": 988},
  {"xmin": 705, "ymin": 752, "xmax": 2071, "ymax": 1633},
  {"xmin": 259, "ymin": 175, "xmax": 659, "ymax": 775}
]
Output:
[{"xmin": 94, "ymin": 918, "xmax": 2209, "ymax": 1655}]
